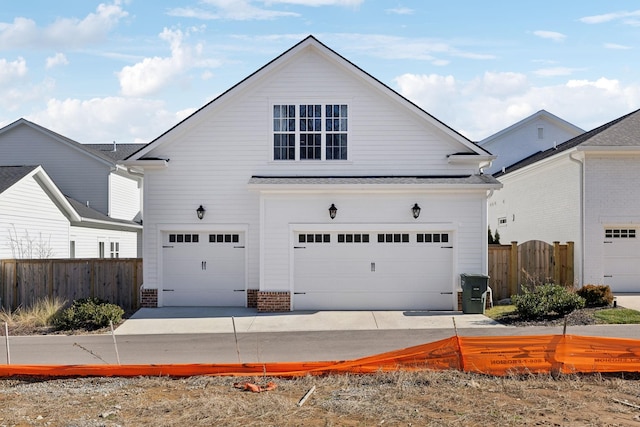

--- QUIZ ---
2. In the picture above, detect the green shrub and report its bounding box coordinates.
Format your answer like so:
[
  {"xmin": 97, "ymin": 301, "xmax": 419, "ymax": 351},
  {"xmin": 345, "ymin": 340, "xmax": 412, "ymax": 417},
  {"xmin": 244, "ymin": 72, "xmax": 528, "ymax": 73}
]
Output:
[
  {"xmin": 53, "ymin": 297, "xmax": 124, "ymax": 331},
  {"xmin": 576, "ymin": 284, "xmax": 614, "ymax": 307},
  {"xmin": 512, "ymin": 284, "xmax": 585, "ymax": 320}
]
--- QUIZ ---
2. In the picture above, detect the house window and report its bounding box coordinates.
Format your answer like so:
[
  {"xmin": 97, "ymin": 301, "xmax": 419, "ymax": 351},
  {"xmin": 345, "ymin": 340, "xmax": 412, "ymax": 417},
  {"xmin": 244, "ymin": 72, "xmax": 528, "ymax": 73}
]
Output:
[
  {"xmin": 70, "ymin": 241, "xmax": 76, "ymax": 259},
  {"xmin": 169, "ymin": 234, "xmax": 199, "ymax": 243},
  {"xmin": 377, "ymin": 233, "xmax": 410, "ymax": 243},
  {"xmin": 337, "ymin": 233, "xmax": 370, "ymax": 243},
  {"xmin": 98, "ymin": 241, "xmax": 105, "ymax": 258},
  {"xmin": 537, "ymin": 127, "xmax": 544, "ymax": 140},
  {"xmin": 273, "ymin": 103, "xmax": 348, "ymax": 161},
  {"xmin": 326, "ymin": 104, "xmax": 348, "ymax": 160},
  {"xmin": 300, "ymin": 104, "xmax": 322, "ymax": 160},
  {"xmin": 298, "ymin": 234, "xmax": 331, "ymax": 243},
  {"xmin": 110, "ymin": 242, "xmax": 120, "ymax": 258},
  {"xmin": 273, "ymin": 104, "xmax": 296, "ymax": 160},
  {"xmin": 605, "ymin": 229, "xmax": 636, "ymax": 239},
  {"xmin": 498, "ymin": 217, "xmax": 507, "ymax": 226},
  {"xmin": 209, "ymin": 234, "xmax": 240, "ymax": 243},
  {"xmin": 417, "ymin": 233, "xmax": 450, "ymax": 243}
]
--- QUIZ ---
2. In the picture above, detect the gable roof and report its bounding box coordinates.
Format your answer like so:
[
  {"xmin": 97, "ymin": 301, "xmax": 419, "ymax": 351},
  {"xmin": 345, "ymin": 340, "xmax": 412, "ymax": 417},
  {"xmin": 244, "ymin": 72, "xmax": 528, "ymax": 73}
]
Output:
[
  {"xmin": 494, "ymin": 108, "xmax": 640, "ymax": 178},
  {"xmin": 126, "ymin": 35, "xmax": 491, "ymax": 162},
  {"xmin": 0, "ymin": 118, "xmax": 121, "ymax": 167},
  {"xmin": 479, "ymin": 110, "xmax": 584, "ymax": 147}
]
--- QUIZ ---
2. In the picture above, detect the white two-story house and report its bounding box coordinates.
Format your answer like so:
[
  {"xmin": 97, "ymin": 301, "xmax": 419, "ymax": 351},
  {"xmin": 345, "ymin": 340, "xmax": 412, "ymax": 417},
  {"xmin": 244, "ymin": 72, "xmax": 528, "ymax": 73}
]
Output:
[{"xmin": 123, "ymin": 36, "xmax": 500, "ymax": 311}]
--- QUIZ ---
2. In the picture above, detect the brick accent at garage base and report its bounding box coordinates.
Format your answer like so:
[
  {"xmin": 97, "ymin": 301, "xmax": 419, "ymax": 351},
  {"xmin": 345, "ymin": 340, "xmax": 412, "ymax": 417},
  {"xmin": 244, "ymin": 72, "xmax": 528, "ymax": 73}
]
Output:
[
  {"xmin": 141, "ymin": 288, "xmax": 158, "ymax": 308},
  {"xmin": 247, "ymin": 289, "xmax": 258, "ymax": 308},
  {"xmin": 257, "ymin": 291, "xmax": 291, "ymax": 312}
]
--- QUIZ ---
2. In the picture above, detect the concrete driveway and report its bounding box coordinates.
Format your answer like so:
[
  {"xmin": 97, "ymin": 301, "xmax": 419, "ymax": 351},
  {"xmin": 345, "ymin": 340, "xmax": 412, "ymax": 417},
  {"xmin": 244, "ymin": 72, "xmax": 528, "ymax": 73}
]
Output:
[
  {"xmin": 114, "ymin": 307, "xmax": 504, "ymax": 335},
  {"xmin": 615, "ymin": 294, "xmax": 640, "ymax": 311}
]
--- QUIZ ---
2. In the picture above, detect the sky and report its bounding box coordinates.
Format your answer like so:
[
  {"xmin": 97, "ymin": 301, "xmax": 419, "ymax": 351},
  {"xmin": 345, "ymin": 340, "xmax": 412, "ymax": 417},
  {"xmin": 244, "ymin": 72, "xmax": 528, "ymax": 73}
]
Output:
[{"xmin": 1, "ymin": 0, "xmax": 639, "ymax": 144}]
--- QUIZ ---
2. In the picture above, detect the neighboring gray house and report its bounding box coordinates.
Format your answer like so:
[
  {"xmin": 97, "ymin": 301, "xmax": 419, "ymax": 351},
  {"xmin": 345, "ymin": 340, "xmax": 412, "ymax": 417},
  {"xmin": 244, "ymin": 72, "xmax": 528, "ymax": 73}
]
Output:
[
  {"xmin": 0, "ymin": 119, "xmax": 144, "ymax": 258},
  {"xmin": 479, "ymin": 110, "xmax": 584, "ymax": 176},
  {"xmin": 123, "ymin": 36, "xmax": 500, "ymax": 311},
  {"xmin": 488, "ymin": 108, "xmax": 640, "ymax": 292}
]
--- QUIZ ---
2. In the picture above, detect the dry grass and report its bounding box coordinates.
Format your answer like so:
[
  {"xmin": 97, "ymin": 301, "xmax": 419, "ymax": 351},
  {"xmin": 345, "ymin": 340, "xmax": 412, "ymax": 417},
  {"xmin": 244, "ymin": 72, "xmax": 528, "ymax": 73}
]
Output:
[
  {"xmin": 1, "ymin": 370, "xmax": 640, "ymax": 426},
  {"xmin": 0, "ymin": 297, "xmax": 65, "ymax": 334}
]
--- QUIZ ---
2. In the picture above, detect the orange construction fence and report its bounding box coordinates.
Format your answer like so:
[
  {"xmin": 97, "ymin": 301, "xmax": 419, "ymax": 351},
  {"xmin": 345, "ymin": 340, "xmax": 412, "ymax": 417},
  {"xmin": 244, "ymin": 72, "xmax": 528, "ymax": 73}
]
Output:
[{"xmin": 2, "ymin": 334, "xmax": 640, "ymax": 378}]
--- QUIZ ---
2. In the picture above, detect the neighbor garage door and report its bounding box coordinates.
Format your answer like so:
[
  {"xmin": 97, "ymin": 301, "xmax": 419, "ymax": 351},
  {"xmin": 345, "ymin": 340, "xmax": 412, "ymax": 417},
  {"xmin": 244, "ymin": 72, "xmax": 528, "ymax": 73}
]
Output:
[
  {"xmin": 293, "ymin": 231, "xmax": 454, "ymax": 310},
  {"xmin": 603, "ymin": 227, "xmax": 640, "ymax": 293},
  {"xmin": 162, "ymin": 232, "xmax": 246, "ymax": 306}
]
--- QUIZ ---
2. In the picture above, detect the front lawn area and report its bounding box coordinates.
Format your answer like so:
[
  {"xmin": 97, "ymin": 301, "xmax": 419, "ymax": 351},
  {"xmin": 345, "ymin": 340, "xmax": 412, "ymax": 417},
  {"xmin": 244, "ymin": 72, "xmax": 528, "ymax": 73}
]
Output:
[{"xmin": 485, "ymin": 304, "xmax": 640, "ymax": 326}]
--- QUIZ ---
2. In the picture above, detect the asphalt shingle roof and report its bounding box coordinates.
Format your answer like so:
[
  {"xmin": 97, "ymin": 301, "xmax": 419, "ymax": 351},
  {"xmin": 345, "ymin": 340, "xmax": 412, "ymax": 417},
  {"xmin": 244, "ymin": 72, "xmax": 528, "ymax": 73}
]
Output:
[
  {"xmin": 494, "ymin": 108, "xmax": 640, "ymax": 178},
  {"xmin": 85, "ymin": 143, "xmax": 147, "ymax": 161},
  {"xmin": 0, "ymin": 165, "xmax": 38, "ymax": 194}
]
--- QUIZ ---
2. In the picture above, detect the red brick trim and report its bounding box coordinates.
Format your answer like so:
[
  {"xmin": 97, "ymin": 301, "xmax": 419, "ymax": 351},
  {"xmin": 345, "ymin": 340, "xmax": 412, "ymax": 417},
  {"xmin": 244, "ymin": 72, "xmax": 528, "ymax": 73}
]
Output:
[
  {"xmin": 141, "ymin": 288, "xmax": 158, "ymax": 308},
  {"xmin": 247, "ymin": 289, "xmax": 258, "ymax": 308},
  {"xmin": 257, "ymin": 291, "xmax": 291, "ymax": 312}
]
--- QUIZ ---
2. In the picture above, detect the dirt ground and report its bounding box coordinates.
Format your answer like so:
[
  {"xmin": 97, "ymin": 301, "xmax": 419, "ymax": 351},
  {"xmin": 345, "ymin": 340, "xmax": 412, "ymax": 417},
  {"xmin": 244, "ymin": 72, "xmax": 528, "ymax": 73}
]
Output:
[{"xmin": 2, "ymin": 370, "xmax": 640, "ymax": 426}]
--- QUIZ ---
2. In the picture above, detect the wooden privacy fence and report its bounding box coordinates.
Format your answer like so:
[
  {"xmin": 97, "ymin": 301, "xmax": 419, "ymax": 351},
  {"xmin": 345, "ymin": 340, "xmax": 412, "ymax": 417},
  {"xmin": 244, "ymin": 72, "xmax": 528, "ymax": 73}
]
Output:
[
  {"xmin": 0, "ymin": 258, "xmax": 142, "ymax": 311},
  {"xmin": 488, "ymin": 241, "xmax": 574, "ymax": 301}
]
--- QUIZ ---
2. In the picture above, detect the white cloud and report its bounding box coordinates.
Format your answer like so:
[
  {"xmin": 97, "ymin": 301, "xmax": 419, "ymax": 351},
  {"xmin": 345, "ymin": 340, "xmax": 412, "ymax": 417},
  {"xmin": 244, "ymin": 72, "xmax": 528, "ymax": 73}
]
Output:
[
  {"xmin": 27, "ymin": 97, "xmax": 179, "ymax": 143},
  {"xmin": 0, "ymin": 1, "xmax": 127, "ymax": 49},
  {"xmin": 45, "ymin": 53, "xmax": 68, "ymax": 69},
  {"xmin": 266, "ymin": 0, "xmax": 363, "ymax": 6},
  {"xmin": 533, "ymin": 67, "xmax": 580, "ymax": 77},
  {"xmin": 394, "ymin": 73, "xmax": 640, "ymax": 140},
  {"xmin": 168, "ymin": 0, "xmax": 299, "ymax": 21},
  {"xmin": 386, "ymin": 7, "xmax": 414, "ymax": 15},
  {"xmin": 117, "ymin": 27, "xmax": 221, "ymax": 97},
  {"xmin": 533, "ymin": 30, "xmax": 566, "ymax": 42},
  {"xmin": 604, "ymin": 42, "xmax": 632, "ymax": 50},
  {"xmin": 579, "ymin": 10, "xmax": 640, "ymax": 24},
  {"xmin": 0, "ymin": 57, "xmax": 27, "ymax": 85}
]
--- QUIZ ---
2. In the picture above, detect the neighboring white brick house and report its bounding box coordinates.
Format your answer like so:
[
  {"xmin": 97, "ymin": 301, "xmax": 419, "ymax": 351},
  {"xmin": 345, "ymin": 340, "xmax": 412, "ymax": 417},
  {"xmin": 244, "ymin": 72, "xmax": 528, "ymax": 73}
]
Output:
[
  {"xmin": 124, "ymin": 36, "xmax": 500, "ymax": 311},
  {"xmin": 488, "ymin": 108, "xmax": 640, "ymax": 292}
]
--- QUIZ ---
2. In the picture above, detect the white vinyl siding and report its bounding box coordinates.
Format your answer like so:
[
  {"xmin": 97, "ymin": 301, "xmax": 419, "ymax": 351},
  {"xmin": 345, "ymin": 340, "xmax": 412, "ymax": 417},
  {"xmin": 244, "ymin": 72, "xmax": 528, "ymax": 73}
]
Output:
[
  {"xmin": 0, "ymin": 175, "xmax": 69, "ymax": 259},
  {"xmin": 109, "ymin": 173, "xmax": 141, "ymax": 221},
  {"xmin": 138, "ymin": 43, "xmax": 491, "ymax": 302},
  {"xmin": 70, "ymin": 226, "xmax": 138, "ymax": 258}
]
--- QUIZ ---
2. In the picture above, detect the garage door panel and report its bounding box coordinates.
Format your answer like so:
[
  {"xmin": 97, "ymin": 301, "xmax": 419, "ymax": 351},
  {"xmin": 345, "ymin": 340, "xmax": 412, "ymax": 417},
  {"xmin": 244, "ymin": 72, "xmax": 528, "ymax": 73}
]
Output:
[
  {"xmin": 603, "ymin": 228, "xmax": 640, "ymax": 293},
  {"xmin": 294, "ymin": 231, "xmax": 454, "ymax": 310},
  {"xmin": 162, "ymin": 232, "xmax": 245, "ymax": 306}
]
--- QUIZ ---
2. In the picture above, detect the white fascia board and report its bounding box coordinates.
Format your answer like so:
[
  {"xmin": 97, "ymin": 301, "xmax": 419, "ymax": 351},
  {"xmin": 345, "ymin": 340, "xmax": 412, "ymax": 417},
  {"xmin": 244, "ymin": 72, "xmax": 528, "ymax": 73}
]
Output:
[
  {"xmin": 501, "ymin": 148, "xmax": 574, "ymax": 181},
  {"xmin": 447, "ymin": 154, "xmax": 496, "ymax": 165},
  {"xmin": 74, "ymin": 218, "xmax": 143, "ymax": 231},
  {"xmin": 119, "ymin": 159, "xmax": 168, "ymax": 170},
  {"xmin": 31, "ymin": 167, "xmax": 82, "ymax": 222}
]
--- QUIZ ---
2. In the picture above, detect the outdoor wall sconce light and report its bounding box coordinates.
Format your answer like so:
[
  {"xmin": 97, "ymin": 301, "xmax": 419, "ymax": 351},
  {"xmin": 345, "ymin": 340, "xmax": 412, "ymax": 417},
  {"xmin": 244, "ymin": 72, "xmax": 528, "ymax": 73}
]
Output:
[
  {"xmin": 328, "ymin": 203, "xmax": 338, "ymax": 220},
  {"xmin": 412, "ymin": 203, "xmax": 421, "ymax": 219},
  {"xmin": 196, "ymin": 205, "xmax": 206, "ymax": 220}
]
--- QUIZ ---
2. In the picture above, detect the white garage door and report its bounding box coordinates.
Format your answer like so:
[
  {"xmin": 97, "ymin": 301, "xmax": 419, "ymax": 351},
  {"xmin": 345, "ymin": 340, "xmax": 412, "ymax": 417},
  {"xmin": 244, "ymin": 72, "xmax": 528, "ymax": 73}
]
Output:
[
  {"xmin": 603, "ymin": 228, "xmax": 640, "ymax": 293},
  {"xmin": 162, "ymin": 232, "xmax": 246, "ymax": 306},
  {"xmin": 293, "ymin": 231, "xmax": 454, "ymax": 310}
]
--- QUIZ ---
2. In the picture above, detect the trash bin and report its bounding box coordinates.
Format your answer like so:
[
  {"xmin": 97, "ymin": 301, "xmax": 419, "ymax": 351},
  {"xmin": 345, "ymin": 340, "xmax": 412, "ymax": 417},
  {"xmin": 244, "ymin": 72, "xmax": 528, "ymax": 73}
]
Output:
[{"xmin": 461, "ymin": 273, "xmax": 489, "ymax": 314}]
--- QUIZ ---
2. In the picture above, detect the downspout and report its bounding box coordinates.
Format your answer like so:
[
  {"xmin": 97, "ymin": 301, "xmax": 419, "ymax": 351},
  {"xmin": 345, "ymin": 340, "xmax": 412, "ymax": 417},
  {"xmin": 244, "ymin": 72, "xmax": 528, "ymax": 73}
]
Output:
[{"xmin": 569, "ymin": 151, "xmax": 584, "ymax": 286}]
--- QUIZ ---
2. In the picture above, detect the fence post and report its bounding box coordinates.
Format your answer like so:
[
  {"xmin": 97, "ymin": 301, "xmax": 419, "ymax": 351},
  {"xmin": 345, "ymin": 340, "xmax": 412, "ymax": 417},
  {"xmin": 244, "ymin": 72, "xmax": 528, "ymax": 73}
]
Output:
[
  {"xmin": 509, "ymin": 241, "xmax": 518, "ymax": 296},
  {"xmin": 553, "ymin": 241, "xmax": 561, "ymax": 285},
  {"xmin": 567, "ymin": 241, "xmax": 575, "ymax": 286}
]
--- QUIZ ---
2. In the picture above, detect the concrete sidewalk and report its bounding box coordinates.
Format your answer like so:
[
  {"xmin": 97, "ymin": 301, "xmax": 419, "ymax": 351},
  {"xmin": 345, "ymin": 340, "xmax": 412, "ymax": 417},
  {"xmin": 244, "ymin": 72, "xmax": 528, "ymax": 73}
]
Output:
[{"xmin": 114, "ymin": 307, "xmax": 505, "ymax": 335}]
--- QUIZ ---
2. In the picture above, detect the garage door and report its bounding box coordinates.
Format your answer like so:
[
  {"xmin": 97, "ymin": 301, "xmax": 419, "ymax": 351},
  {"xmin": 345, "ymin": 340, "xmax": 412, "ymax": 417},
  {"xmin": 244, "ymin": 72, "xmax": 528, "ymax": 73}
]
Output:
[
  {"xmin": 162, "ymin": 232, "xmax": 246, "ymax": 306},
  {"xmin": 293, "ymin": 231, "xmax": 454, "ymax": 310},
  {"xmin": 603, "ymin": 228, "xmax": 640, "ymax": 293}
]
